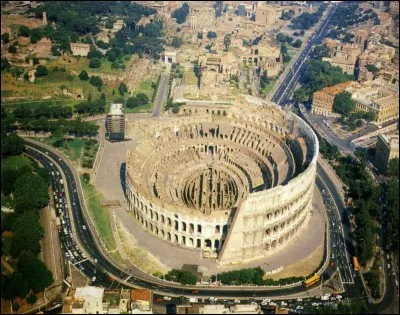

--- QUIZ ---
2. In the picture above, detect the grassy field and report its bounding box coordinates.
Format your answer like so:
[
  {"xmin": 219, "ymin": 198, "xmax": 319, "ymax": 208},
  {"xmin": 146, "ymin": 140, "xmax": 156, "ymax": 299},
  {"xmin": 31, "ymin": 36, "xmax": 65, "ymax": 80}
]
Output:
[
  {"xmin": 125, "ymin": 78, "xmax": 157, "ymax": 113},
  {"xmin": 183, "ymin": 68, "xmax": 198, "ymax": 85},
  {"xmin": 80, "ymin": 175, "xmax": 117, "ymax": 251},
  {"xmin": 261, "ymin": 79, "xmax": 277, "ymax": 97},
  {"xmin": 31, "ymin": 137, "xmax": 86, "ymax": 162},
  {"xmin": 110, "ymin": 251, "xmax": 125, "ymax": 265},
  {"xmin": 46, "ymin": 56, "xmax": 126, "ymax": 75},
  {"xmin": 1, "ymin": 66, "xmax": 122, "ymax": 110}
]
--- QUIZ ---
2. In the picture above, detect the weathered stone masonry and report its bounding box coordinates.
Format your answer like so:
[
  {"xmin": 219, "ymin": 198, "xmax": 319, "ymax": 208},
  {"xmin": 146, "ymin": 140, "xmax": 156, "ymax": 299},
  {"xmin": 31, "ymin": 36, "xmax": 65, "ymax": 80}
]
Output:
[{"xmin": 125, "ymin": 95, "xmax": 319, "ymax": 265}]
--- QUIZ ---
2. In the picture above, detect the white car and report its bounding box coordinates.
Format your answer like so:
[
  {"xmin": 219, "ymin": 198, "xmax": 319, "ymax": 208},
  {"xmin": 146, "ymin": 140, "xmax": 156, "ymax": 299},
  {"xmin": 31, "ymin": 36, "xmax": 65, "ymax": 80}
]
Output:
[
  {"xmin": 92, "ymin": 277, "xmax": 96, "ymax": 282},
  {"xmin": 163, "ymin": 296, "xmax": 171, "ymax": 301},
  {"xmin": 296, "ymin": 306, "xmax": 304, "ymax": 310},
  {"xmin": 233, "ymin": 299, "xmax": 240, "ymax": 304},
  {"xmin": 281, "ymin": 301, "xmax": 288, "ymax": 306},
  {"xmin": 261, "ymin": 299, "xmax": 271, "ymax": 305},
  {"xmin": 269, "ymin": 302, "xmax": 276, "ymax": 306},
  {"xmin": 83, "ymin": 225, "xmax": 87, "ymax": 230},
  {"xmin": 297, "ymin": 298, "xmax": 303, "ymax": 302}
]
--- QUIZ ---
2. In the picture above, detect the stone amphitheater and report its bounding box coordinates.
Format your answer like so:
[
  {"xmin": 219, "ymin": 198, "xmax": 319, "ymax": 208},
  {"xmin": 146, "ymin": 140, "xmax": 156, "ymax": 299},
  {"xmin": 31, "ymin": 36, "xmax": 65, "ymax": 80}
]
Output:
[{"xmin": 125, "ymin": 95, "xmax": 319, "ymax": 265}]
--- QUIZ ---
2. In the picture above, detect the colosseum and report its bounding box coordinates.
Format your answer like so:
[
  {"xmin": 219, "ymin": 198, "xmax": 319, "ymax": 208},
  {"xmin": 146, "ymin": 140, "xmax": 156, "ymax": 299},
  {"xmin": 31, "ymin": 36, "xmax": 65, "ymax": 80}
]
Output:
[{"xmin": 125, "ymin": 95, "xmax": 319, "ymax": 265}]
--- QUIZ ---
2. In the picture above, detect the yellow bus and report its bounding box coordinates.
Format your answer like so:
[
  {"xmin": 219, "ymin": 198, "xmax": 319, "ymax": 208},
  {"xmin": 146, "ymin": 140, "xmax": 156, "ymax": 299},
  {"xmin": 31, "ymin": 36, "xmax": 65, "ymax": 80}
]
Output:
[
  {"xmin": 353, "ymin": 256, "xmax": 359, "ymax": 271},
  {"xmin": 303, "ymin": 274, "xmax": 320, "ymax": 287}
]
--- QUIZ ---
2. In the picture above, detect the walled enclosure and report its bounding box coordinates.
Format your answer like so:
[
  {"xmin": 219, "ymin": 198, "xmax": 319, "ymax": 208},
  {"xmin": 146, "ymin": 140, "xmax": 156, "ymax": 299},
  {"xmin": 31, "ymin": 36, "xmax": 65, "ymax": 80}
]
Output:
[{"xmin": 125, "ymin": 95, "xmax": 319, "ymax": 265}]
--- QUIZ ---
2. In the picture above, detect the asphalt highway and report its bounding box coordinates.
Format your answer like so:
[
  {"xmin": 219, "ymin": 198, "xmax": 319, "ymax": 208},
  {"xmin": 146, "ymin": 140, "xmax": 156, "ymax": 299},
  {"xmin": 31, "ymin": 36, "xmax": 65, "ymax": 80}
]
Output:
[{"xmin": 271, "ymin": 3, "xmax": 339, "ymax": 105}]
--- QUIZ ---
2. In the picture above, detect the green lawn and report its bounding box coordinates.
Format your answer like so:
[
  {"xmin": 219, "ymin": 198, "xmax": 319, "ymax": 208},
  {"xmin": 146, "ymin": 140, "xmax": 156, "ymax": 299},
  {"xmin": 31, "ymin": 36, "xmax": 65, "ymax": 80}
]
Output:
[
  {"xmin": 110, "ymin": 251, "xmax": 125, "ymax": 264},
  {"xmin": 125, "ymin": 78, "xmax": 157, "ymax": 113},
  {"xmin": 125, "ymin": 103, "xmax": 153, "ymax": 113},
  {"xmin": 31, "ymin": 137, "xmax": 85, "ymax": 162},
  {"xmin": 1, "ymin": 99, "xmax": 82, "ymax": 110},
  {"xmin": 261, "ymin": 79, "xmax": 277, "ymax": 97},
  {"xmin": 80, "ymin": 175, "xmax": 117, "ymax": 251},
  {"xmin": 183, "ymin": 68, "xmax": 198, "ymax": 85}
]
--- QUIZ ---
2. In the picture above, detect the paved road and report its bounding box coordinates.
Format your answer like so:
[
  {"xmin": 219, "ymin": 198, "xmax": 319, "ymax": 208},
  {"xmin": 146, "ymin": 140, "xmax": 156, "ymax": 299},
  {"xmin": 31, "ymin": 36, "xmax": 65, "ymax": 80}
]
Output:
[
  {"xmin": 152, "ymin": 72, "xmax": 170, "ymax": 117},
  {"xmin": 271, "ymin": 3, "xmax": 338, "ymax": 105}
]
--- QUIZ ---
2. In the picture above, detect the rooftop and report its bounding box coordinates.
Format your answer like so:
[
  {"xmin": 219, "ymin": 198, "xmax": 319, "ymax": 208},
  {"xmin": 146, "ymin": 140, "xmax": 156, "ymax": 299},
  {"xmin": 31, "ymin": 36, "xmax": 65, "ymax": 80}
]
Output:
[
  {"xmin": 108, "ymin": 103, "xmax": 124, "ymax": 116},
  {"xmin": 75, "ymin": 286, "xmax": 104, "ymax": 300},
  {"xmin": 131, "ymin": 289, "xmax": 151, "ymax": 302},
  {"xmin": 320, "ymin": 81, "xmax": 355, "ymax": 95}
]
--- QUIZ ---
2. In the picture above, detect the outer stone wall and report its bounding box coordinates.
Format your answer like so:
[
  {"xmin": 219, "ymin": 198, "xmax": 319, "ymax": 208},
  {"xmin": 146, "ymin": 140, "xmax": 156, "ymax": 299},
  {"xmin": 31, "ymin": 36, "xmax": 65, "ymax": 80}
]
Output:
[{"xmin": 125, "ymin": 95, "xmax": 318, "ymax": 264}]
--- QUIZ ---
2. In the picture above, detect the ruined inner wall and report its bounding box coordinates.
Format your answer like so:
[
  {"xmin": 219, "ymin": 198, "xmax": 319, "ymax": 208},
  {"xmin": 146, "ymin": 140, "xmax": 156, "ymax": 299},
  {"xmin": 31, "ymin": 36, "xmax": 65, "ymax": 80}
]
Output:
[{"xmin": 125, "ymin": 96, "xmax": 318, "ymax": 263}]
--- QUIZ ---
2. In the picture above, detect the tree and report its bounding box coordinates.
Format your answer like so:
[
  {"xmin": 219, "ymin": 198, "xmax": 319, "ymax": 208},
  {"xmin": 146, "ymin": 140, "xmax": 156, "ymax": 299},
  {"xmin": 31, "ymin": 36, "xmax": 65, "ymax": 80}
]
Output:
[
  {"xmin": 292, "ymin": 39, "xmax": 302, "ymax": 48},
  {"xmin": 83, "ymin": 172, "xmax": 91, "ymax": 182},
  {"xmin": 89, "ymin": 75, "xmax": 103, "ymax": 87},
  {"xmin": 1, "ymin": 57, "xmax": 11, "ymax": 72},
  {"xmin": 126, "ymin": 96, "xmax": 139, "ymax": 108},
  {"xmin": 207, "ymin": 31, "xmax": 217, "ymax": 39},
  {"xmin": 1, "ymin": 133, "xmax": 25, "ymax": 158},
  {"xmin": 89, "ymin": 58, "xmax": 101, "ymax": 68},
  {"xmin": 19, "ymin": 25, "xmax": 31, "ymax": 37},
  {"xmin": 365, "ymin": 64, "xmax": 379, "ymax": 73},
  {"xmin": 1, "ymin": 32, "xmax": 10, "ymax": 44},
  {"xmin": 87, "ymin": 47, "xmax": 103, "ymax": 59},
  {"xmin": 118, "ymin": 82, "xmax": 128, "ymax": 96},
  {"xmin": 8, "ymin": 43, "xmax": 17, "ymax": 54},
  {"xmin": 223, "ymin": 33, "xmax": 231, "ymax": 51},
  {"xmin": 35, "ymin": 65, "xmax": 49, "ymax": 77},
  {"xmin": 19, "ymin": 256, "xmax": 53, "ymax": 293},
  {"xmin": 30, "ymin": 28, "xmax": 42, "ymax": 44},
  {"xmin": 136, "ymin": 93, "xmax": 149, "ymax": 105},
  {"xmin": 51, "ymin": 45, "xmax": 61, "ymax": 56},
  {"xmin": 197, "ymin": 32, "xmax": 203, "ymax": 40},
  {"xmin": 100, "ymin": 93, "xmax": 106, "ymax": 101},
  {"xmin": 171, "ymin": 3, "xmax": 189, "ymax": 24},
  {"xmin": 14, "ymin": 173, "xmax": 49, "ymax": 214},
  {"xmin": 27, "ymin": 294, "xmax": 37, "ymax": 305},
  {"xmin": 333, "ymin": 91, "xmax": 355, "ymax": 116},
  {"xmin": 387, "ymin": 158, "xmax": 399, "ymax": 178},
  {"xmin": 78, "ymin": 70, "xmax": 89, "ymax": 80},
  {"xmin": 32, "ymin": 57, "xmax": 40, "ymax": 65},
  {"xmin": 10, "ymin": 211, "xmax": 44, "ymax": 257},
  {"xmin": 171, "ymin": 36, "xmax": 183, "ymax": 48},
  {"xmin": 1, "ymin": 164, "xmax": 31, "ymax": 195}
]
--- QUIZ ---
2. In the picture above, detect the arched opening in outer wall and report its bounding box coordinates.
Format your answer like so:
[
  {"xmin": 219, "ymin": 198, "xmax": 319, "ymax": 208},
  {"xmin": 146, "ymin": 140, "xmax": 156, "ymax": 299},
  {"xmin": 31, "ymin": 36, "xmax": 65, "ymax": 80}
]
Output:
[
  {"xmin": 167, "ymin": 232, "xmax": 171, "ymax": 241},
  {"xmin": 197, "ymin": 239, "xmax": 201, "ymax": 248},
  {"xmin": 214, "ymin": 239, "xmax": 220, "ymax": 250},
  {"xmin": 205, "ymin": 239, "xmax": 212, "ymax": 248}
]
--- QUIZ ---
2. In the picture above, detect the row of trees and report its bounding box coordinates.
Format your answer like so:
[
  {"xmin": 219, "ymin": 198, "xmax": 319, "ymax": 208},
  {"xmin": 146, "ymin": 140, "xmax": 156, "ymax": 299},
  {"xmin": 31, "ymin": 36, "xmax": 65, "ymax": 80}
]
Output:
[
  {"xmin": 210, "ymin": 267, "xmax": 306, "ymax": 286},
  {"xmin": 333, "ymin": 154, "xmax": 380, "ymax": 265},
  {"xmin": 276, "ymin": 33, "xmax": 302, "ymax": 48},
  {"xmin": 329, "ymin": 3, "xmax": 379, "ymax": 29},
  {"xmin": 164, "ymin": 269, "xmax": 198, "ymax": 285},
  {"xmin": 289, "ymin": 4, "xmax": 327, "ymax": 30},
  {"xmin": 1, "ymin": 126, "xmax": 54, "ymax": 302}
]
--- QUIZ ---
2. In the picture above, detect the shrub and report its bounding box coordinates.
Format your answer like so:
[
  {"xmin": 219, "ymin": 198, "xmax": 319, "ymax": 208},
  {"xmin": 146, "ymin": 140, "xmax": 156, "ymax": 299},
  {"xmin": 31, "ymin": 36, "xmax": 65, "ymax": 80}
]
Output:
[
  {"xmin": 89, "ymin": 58, "xmax": 101, "ymax": 68},
  {"xmin": 35, "ymin": 65, "xmax": 48, "ymax": 77}
]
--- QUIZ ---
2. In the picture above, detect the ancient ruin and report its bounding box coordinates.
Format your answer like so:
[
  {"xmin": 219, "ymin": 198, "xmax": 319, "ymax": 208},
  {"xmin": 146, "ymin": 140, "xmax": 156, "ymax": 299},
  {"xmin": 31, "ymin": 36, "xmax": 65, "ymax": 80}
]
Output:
[{"xmin": 125, "ymin": 95, "xmax": 319, "ymax": 265}]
